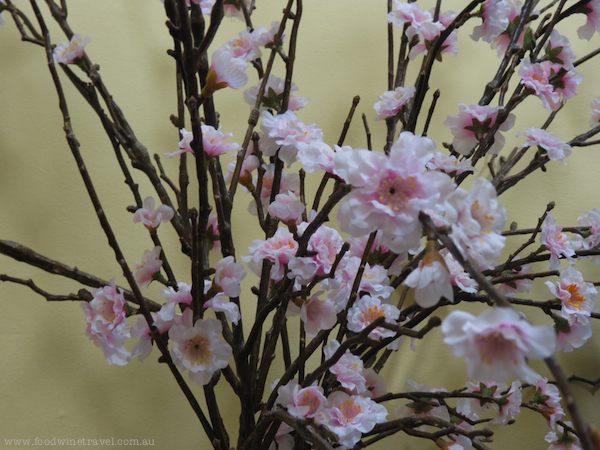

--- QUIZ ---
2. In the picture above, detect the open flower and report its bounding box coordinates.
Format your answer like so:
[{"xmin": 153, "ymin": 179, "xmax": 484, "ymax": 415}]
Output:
[
  {"xmin": 442, "ymin": 307, "xmax": 556, "ymax": 383},
  {"xmin": 471, "ymin": 0, "xmax": 510, "ymax": 43},
  {"xmin": 545, "ymin": 267, "xmax": 598, "ymax": 321},
  {"xmin": 545, "ymin": 421, "xmax": 582, "ymax": 450},
  {"xmin": 517, "ymin": 128, "xmax": 572, "ymax": 164},
  {"xmin": 53, "ymin": 33, "xmax": 91, "ymax": 64},
  {"xmin": 169, "ymin": 309, "xmax": 232, "ymax": 385},
  {"xmin": 540, "ymin": 214, "xmax": 575, "ymax": 270},
  {"xmin": 164, "ymin": 126, "xmax": 241, "ymax": 158},
  {"xmin": 532, "ymin": 376, "xmax": 564, "ymax": 429},
  {"xmin": 373, "ymin": 86, "xmax": 416, "ymax": 121},
  {"xmin": 347, "ymin": 295, "xmax": 400, "ymax": 340},
  {"xmin": 201, "ymin": 50, "xmax": 248, "ymax": 97},
  {"xmin": 298, "ymin": 293, "xmax": 337, "ymax": 338},
  {"xmin": 133, "ymin": 246, "xmax": 163, "ymax": 290},
  {"xmin": 133, "ymin": 196, "xmax": 174, "ymax": 231}
]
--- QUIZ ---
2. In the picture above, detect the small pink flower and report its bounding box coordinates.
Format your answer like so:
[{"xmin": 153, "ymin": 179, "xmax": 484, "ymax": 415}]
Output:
[
  {"xmin": 204, "ymin": 293, "xmax": 240, "ymax": 325},
  {"xmin": 324, "ymin": 391, "xmax": 388, "ymax": 448},
  {"xmin": 442, "ymin": 307, "xmax": 556, "ymax": 383},
  {"xmin": 323, "ymin": 339, "xmax": 366, "ymax": 393},
  {"xmin": 545, "ymin": 422, "xmax": 582, "ymax": 450},
  {"xmin": 244, "ymin": 74, "xmax": 309, "ymax": 112},
  {"xmin": 444, "ymin": 103, "xmax": 515, "ymax": 155},
  {"xmin": 242, "ymin": 227, "xmax": 298, "ymax": 281},
  {"xmin": 53, "ymin": 33, "xmax": 91, "ymax": 64},
  {"xmin": 210, "ymin": 256, "xmax": 247, "ymax": 298},
  {"xmin": 490, "ymin": 380, "xmax": 522, "ymax": 425},
  {"xmin": 426, "ymin": 152, "xmax": 475, "ymax": 175},
  {"xmin": 276, "ymin": 379, "xmax": 327, "ymax": 420},
  {"xmin": 409, "ymin": 22, "xmax": 458, "ymax": 60},
  {"xmin": 490, "ymin": 0, "xmax": 524, "ymax": 57},
  {"xmin": 297, "ymin": 142, "xmax": 338, "ymax": 174},
  {"xmin": 496, "ymin": 262, "xmax": 533, "ymax": 297},
  {"xmin": 387, "ymin": 1, "xmax": 433, "ymax": 35},
  {"xmin": 299, "ymin": 293, "xmax": 337, "ymax": 338},
  {"xmin": 374, "ymin": 86, "xmax": 416, "ymax": 121},
  {"xmin": 201, "ymin": 50, "xmax": 248, "ymax": 97},
  {"xmin": 169, "ymin": 309, "xmax": 232, "ymax": 385},
  {"xmin": 157, "ymin": 282, "xmax": 192, "ymax": 323},
  {"xmin": 456, "ymin": 381, "xmax": 505, "ymax": 420},
  {"xmin": 546, "ymin": 30, "xmax": 577, "ymax": 69},
  {"xmin": 223, "ymin": 0, "xmax": 251, "ymax": 20},
  {"xmin": 395, "ymin": 379, "xmax": 450, "ymax": 422},
  {"xmin": 570, "ymin": 208, "xmax": 600, "ymax": 265},
  {"xmin": 164, "ymin": 126, "xmax": 241, "ymax": 158},
  {"xmin": 471, "ymin": 0, "xmax": 510, "ymax": 43},
  {"xmin": 517, "ymin": 128, "xmax": 572, "ymax": 164},
  {"xmin": 540, "ymin": 214, "xmax": 575, "ymax": 270},
  {"xmin": 577, "ymin": 0, "xmax": 600, "ymax": 41},
  {"xmin": 533, "ymin": 376, "xmax": 564, "ymax": 429},
  {"xmin": 545, "ymin": 267, "xmax": 598, "ymax": 320},
  {"xmin": 519, "ymin": 57, "xmax": 562, "ymax": 111},
  {"xmin": 133, "ymin": 196, "xmax": 175, "ymax": 231},
  {"xmin": 255, "ymin": 21, "xmax": 286, "ymax": 49},
  {"xmin": 219, "ymin": 27, "xmax": 265, "ymax": 62},
  {"xmin": 347, "ymin": 295, "xmax": 400, "ymax": 340},
  {"xmin": 441, "ymin": 249, "xmax": 479, "ymax": 294},
  {"xmin": 404, "ymin": 241, "xmax": 454, "ymax": 307},
  {"xmin": 554, "ymin": 313, "xmax": 593, "ymax": 353},
  {"xmin": 268, "ymin": 191, "xmax": 305, "ymax": 227},
  {"xmin": 133, "ymin": 246, "xmax": 163, "ymax": 290}
]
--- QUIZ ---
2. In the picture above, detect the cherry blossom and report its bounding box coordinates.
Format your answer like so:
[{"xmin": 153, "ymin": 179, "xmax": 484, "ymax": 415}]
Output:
[
  {"xmin": 362, "ymin": 368, "xmax": 388, "ymax": 398},
  {"xmin": 276, "ymin": 379, "xmax": 327, "ymax": 420},
  {"xmin": 471, "ymin": 0, "xmax": 510, "ymax": 43},
  {"xmin": 410, "ymin": 21, "xmax": 459, "ymax": 60},
  {"xmin": 324, "ymin": 390, "xmax": 388, "ymax": 448},
  {"xmin": 373, "ymin": 85, "xmax": 415, "ymax": 121},
  {"xmin": 219, "ymin": 27, "xmax": 266, "ymax": 63},
  {"xmin": 552, "ymin": 66, "xmax": 584, "ymax": 101},
  {"xmin": 81, "ymin": 279, "xmax": 130, "ymax": 365},
  {"xmin": 456, "ymin": 381, "xmax": 505, "ymax": 420},
  {"xmin": 589, "ymin": 97, "xmax": 600, "ymax": 127},
  {"xmin": 157, "ymin": 282, "xmax": 193, "ymax": 323},
  {"xmin": 323, "ymin": 339, "xmax": 366, "ymax": 393},
  {"xmin": 169, "ymin": 309, "xmax": 232, "ymax": 385},
  {"xmin": 489, "ymin": 380, "xmax": 522, "ymax": 425},
  {"xmin": 334, "ymin": 131, "xmax": 454, "ymax": 255},
  {"xmin": 347, "ymin": 295, "xmax": 400, "ymax": 341},
  {"xmin": 204, "ymin": 293, "xmax": 241, "ymax": 325},
  {"xmin": 202, "ymin": 50, "xmax": 248, "ymax": 97},
  {"xmin": 395, "ymin": 379, "xmax": 450, "ymax": 422},
  {"xmin": 260, "ymin": 110, "xmax": 325, "ymax": 166},
  {"xmin": 426, "ymin": 152, "xmax": 475, "ymax": 175},
  {"xmin": 244, "ymin": 75, "xmax": 309, "ymax": 112},
  {"xmin": 545, "ymin": 422, "xmax": 582, "ymax": 450},
  {"xmin": 441, "ymin": 249, "xmax": 479, "ymax": 294},
  {"xmin": 570, "ymin": 208, "xmax": 600, "ymax": 265},
  {"xmin": 554, "ymin": 313, "xmax": 593, "ymax": 353},
  {"xmin": 490, "ymin": 0, "xmax": 524, "ymax": 57},
  {"xmin": 298, "ymin": 293, "xmax": 337, "ymax": 338},
  {"xmin": 445, "ymin": 177, "xmax": 507, "ymax": 268},
  {"xmin": 164, "ymin": 126, "xmax": 241, "ymax": 158},
  {"xmin": 441, "ymin": 307, "xmax": 556, "ymax": 383},
  {"xmin": 223, "ymin": 0, "xmax": 251, "ymax": 20},
  {"xmin": 532, "ymin": 376, "xmax": 564, "ymax": 429},
  {"xmin": 249, "ymin": 163, "xmax": 300, "ymax": 217},
  {"xmin": 405, "ymin": 240, "xmax": 454, "ymax": 308},
  {"xmin": 225, "ymin": 144, "xmax": 260, "ymax": 192},
  {"xmin": 387, "ymin": 1, "xmax": 433, "ymax": 36},
  {"xmin": 546, "ymin": 30, "xmax": 577, "ymax": 69},
  {"xmin": 53, "ymin": 33, "xmax": 91, "ymax": 64},
  {"xmin": 540, "ymin": 214, "xmax": 575, "ymax": 270},
  {"xmin": 297, "ymin": 142, "xmax": 339, "ymax": 174},
  {"xmin": 517, "ymin": 128, "xmax": 572, "ymax": 164},
  {"xmin": 133, "ymin": 246, "xmax": 163, "ymax": 290},
  {"xmin": 255, "ymin": 21, "xmax": 286, "ymax": 49},
  {"xmin": 267, "ymin": 191, "xmax": 305, "ymax": 230},
  {"xmin": 444, "ymin": 103, "xmax": 515, "ymax": 155},
  {"xmin": 577, "ymin": 0, "xmax": 600, "ymax": 41},
  {"xmin": 545, "ymin": 266, "xmax": 598, "ymax": 321},
  {"xmin": 209, "ymin": 256, "xmax": 247, "ymax": 298},
  {"xmin": 133, "ymin": 196, "xmax": 175, "ymax": 231},
  {"xmin": 496, "ymin": 262, "xmax": 533, "ymax": 297},
  {"xmin": 130, "ymin": 314, "xmax": 172, "ymax": 363},
  {"xmin": 519, "ymin": 57, "xmax": 562, "ymax": 111},
  {"xmin": 242, "ymin": 227, "xmax": 298, "ymax": 281}
]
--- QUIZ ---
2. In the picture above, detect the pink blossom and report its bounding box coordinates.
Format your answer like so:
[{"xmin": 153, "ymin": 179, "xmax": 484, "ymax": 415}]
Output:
[
  {"xmin": 164, "ymin": 126, "xmax": 241, "ymax": 158},
  {"xmin": 456, "ymin": 381, "xmax": 505, "ymax": 420},
  {"xmin": 204, "ymin": 293, "xmax": 240, "ymax": 325},
  {"xmin": 533, "ymin": 376, "xmax": 564, "ymax": 429},
  {"xmin": 188, "ymin": 0, "xmax": 216, "ymax": 15},
  {"xmin": 255, "ymin": 21, "xmax": 286, "ymax": 49},
  {"xmin": 490, "ymin": 1, "xmax": 524, "ymax": 56},
  {"xmin": 130, "ymin": 314, "xmax": 172, "ymax": 363},
  {"xmin": 517, "ymin": 128, "xmax": 572, "ymax": 164},
  {"xmin": 157, "ymin": 282, "xmax": 193, "ymax": 323},
  {"xmin": 133, "ymin": 246, "xmax": 163, "ymax": 290},
  {"xmin": 441, "ymin": 249, "xmax": 479, "ymax": 294},
  {"xmin": 53, "ymin": 33, "xmax": 91, "ymax": 64},
  {"xmin": 442, "ymin": 307, "xmax": 556, "ymax": 383},
  {"xmin": 267, "ymin": 191, "xmax": 305, "ymax": 228},
  {"xmin": 373, "ymin": 85, "xmax": 416, "ymax": 121},
  {"xmin": 81, "ymin": 279, "xmax": 130, "ymax": 365},
  {"xmin": 242, "ymin": 227, "xmax": 298, "ymax": 281},
  {"xmin": 589, "ymin": 97, "xmax": 600, "ymax": 127},
  {"xmin": 362, "ymin": 368, "xmax": 388, "ymax": 398},
  {"xmin": 546, "ymin": 30, "xmax": 577, "ymax": 69},
  {"xmin": 169, "ymin": 309, "xmax": 232, "ymax": 385},
  {"xmin": 387, "ymin": 1, "xmax": 433, "ymax": 36},
  {"xmin": 496, "ymin": 262, "xmax": 533, "ymax": 297},
  {"xmin": 297, "ymin": 142, "xmax": 338, "ymax": 174},
  {"xmin": 443, "ymin": 103, "xmax": 515, "ymax": 155},
  {"xmin": 347, "ymin": 295, "xmax": 400, "ymax": 340},
  {"xmin": 219, "ymin": 27, "xmax": 265, "ymax": 62},
  {"xmin": 202, "ymin": 50, "xmax": 248, "ymax": 97},
  {"xmin": 471, "ymin": 0, "xmax": 510, "ymax": 43},
  {"xmin": 577, "ymin": 0, "xmax": 600, "ymax": 41},
  {"xmin": 249, "ymin": 163, "xmax": 300, "ymax": 217},
  {"xmin": 545, "ymin": 422, "xmax": 582, "ymax": 450},
  {"xmin": 540, "ymin": 214, "xmax": 575, "ymax": 270},
  {"xmin": 445, "ymin": 177, "xmax": 507, "ymax": 268},
  {"xmin": 276, "ymin": 379, "xmax": 327, "ymax": 420},
  {"xmin": 223, "ymin": 0, "xmax": 251, "ymax": 20},
  {"xmin": 395, "ymin": 379, "xmax": 450, "ymax": 422},
  {"xmin": 323, "ymin": 339, "xmax": 366, "ymax": 393},
  {"xmin": 545, "ymin": 266, "xmax": 598, "ymax": 320},
  {"xmin": 426, "ymin": 152, "xmax": 475, "ymax": 175},
  {"xmin": 404, "ymin": 240, "xmax": 454, "ymax": 307},
  {"xmin": 570, "ymin": 208, "xmax": 600, "ymax": 265},
  {"xmin": 209, "ymin": 255, "xmax": 247, "ymax": 298},
  {"xmin": 409, "ymin": 22, "xmax": 459, "ymax": 60},
  {"xmin": 519, "ymin": 57, "xmax": 562, "ymax": 111},
  {"xmin": 243, "ymin": 74, "xmax": 309, "ymax": 112},
  {"xmin": 133, "ymin": 196, "xmax": 175, "ymax": 231},
  {"xmin": 288, "ymin": 223, "xmax": 343, "ymax": 284},
  {"xmin": 324, "ymin": 391, "xmax": 388, "ymax": 448},
  {"xmin": 225, "ymin": 146, "xmax": 260, "ymax": 192},
  {"xmin": 554, "ymin": 313, "xmax": 593, "ymax": 353},
  {"xmin": 490, "ymin": 380, "xmax": 522, "ymax": 425},
  {"xmin": 334, "ymin": 131, "xmax": 454, "ymax": 255},
  {"xmin": 552, "ymin": 66, "xmax": 584, "ymax": 101},
  {"xmin": 260, "ymin": 110, "xmax": 324, "ymax": 166},
  {"xmin": 299, "ymin": 293, "xmax": 337, "ymax": 338}
]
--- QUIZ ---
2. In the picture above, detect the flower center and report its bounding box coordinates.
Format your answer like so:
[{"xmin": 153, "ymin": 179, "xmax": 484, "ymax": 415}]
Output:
[
  {"xmin": 376, "ymin": 176, "xmax": 416, "ymax": 211},
  {"xmin": 340, "ymin": 400, "xmax": 363, "ymax": 422},
  {"xmin": 475, "ymin": 331, "xmax": 519, "ymax": 365},
  {"xmin": 186, "ymin": 335, "xmax": 212, "ymax": 365},
  {"xmin": 566, "ymin": 284, "xmax": 585, "ymax": 310},
  {"xmin": 470, "ymin": 200, "xmax": 494, "ymax": 233},
  {"xmin": 298, "ymin": 391, "xmax": 322, "ymax": 416},
  {"xmin": 360, "ymin": 305, "xmax": 384, "ymax": 326}
]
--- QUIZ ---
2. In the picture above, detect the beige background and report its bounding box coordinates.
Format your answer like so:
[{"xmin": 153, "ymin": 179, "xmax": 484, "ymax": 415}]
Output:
[{"xmin": 0, "ymin": 1, "xmax": 599, "ymax": 449}]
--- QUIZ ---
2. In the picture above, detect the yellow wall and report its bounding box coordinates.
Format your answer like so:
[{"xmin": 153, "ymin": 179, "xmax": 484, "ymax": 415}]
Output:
[{"xmin": 0, "ymin": 1, "xmax": 599, "ymax": 449}]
